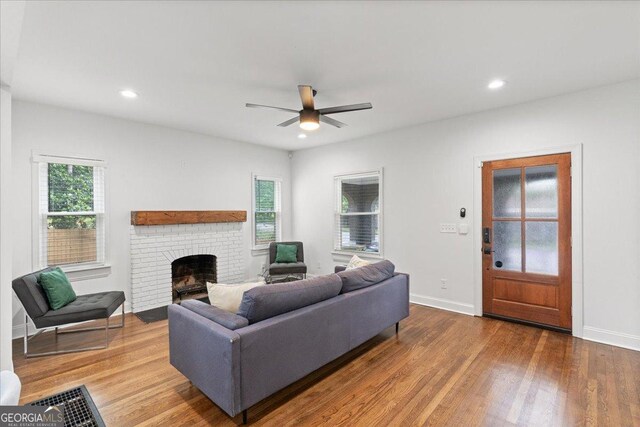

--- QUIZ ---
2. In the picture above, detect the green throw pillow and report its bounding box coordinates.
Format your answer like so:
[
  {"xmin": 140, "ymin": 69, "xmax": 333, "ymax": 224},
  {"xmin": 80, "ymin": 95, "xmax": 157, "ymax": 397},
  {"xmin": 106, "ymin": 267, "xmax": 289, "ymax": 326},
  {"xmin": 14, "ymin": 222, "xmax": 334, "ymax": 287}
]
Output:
[
  {"xmin": 39, "ymin": 267, "xmax": 77, "ymax": 310},
  {"xmin": 275, "ymin": 244, "xmax": 298, "ymax": 263}
]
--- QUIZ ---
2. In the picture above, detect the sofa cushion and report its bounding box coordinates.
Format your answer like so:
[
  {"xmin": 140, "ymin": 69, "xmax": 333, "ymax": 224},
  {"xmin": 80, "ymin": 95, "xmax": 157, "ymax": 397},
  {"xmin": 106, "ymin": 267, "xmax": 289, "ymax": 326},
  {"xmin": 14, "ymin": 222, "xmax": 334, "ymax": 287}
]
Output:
[
  {"xmin": 35, "ymin": 291, "xmax": 125, "ymax": 328},
  {"xmin": 181, "ymin": 300, "xmax": 249, "ymax": 330},
  {"xmin": 39, "ymin": 267, "xmax": 77, "ymax": 310},
  {"xmin": 269, "ymin": 262, "xmax": 307, "ymax": 275},
  {"xmin": 237, "ymin": 275, "xmax": 342, "ymax": 324},
  {"xmin": 337, "ymin": 260, "xmax": 396, "ymax": 293},
  {"xmin": 275, "ymin": 244, "xmax": 298, "ymax": 263},
  {"xmin": 207, "ymin": 281, "xmax": 264, "ymax": 313}
]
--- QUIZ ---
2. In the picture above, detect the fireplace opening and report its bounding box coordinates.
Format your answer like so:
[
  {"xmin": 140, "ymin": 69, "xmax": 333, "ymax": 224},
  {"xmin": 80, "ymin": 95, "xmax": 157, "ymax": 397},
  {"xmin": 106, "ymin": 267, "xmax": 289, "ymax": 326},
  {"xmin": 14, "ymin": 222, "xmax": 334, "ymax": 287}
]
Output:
[{"xmin": 171, "ymin": 254, "xmax": 216, "ymax": 303}]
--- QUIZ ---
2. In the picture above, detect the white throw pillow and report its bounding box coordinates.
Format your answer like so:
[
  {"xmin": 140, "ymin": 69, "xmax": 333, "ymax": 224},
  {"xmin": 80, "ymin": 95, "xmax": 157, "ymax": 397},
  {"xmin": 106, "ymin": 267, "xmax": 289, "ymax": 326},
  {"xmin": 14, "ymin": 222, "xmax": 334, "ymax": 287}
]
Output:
[
  {"xmin": 346, "ymin": 255, "xmax": 370, "ymax": 270},
  {"xmin": 206, "ymin": 280, "xmax": 264, "ymax": 313}
]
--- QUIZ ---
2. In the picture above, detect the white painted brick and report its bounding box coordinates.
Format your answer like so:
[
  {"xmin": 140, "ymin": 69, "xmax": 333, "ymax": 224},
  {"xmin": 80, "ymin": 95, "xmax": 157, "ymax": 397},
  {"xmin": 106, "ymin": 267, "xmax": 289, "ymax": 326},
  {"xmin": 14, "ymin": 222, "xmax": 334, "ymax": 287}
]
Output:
[{"xmin": 130, "ymin": 221, "xmax": 246, "ymax": 311}]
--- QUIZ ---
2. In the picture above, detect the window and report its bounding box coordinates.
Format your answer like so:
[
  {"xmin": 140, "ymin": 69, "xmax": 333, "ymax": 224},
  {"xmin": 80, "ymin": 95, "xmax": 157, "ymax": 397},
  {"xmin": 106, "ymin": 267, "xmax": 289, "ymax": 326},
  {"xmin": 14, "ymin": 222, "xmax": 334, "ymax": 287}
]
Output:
[
  {"xmin": 252, "ymin": 175, "xmax": 281, "ymax": 249},
  {"xmin": 334, "ymin": 170, "xmax": 382, "ymax": 255},
  {"xmin": 34, "ymin": 155, "xmax": 106, "ymax": 269}
]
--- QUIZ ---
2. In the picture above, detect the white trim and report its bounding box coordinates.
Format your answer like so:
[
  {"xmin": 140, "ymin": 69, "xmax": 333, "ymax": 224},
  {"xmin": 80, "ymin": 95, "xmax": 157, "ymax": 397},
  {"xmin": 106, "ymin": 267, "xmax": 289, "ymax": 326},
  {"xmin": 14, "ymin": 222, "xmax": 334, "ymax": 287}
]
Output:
[
  {"xmin": 410, "ymin": 294, "xmax": 475, "ymax": 316},
  {"xmin": 32, "ymin": 153, "xmax": 107, "ymax": 168},
  {"xmin": 473, "ymin": 144, "xmax": 584, "ymax": 338},
  {"xmin": 250, "ymin": 248, "xmax": 269, "ymax": 256},
  {"xmin": 62, "ymin": 263, "xmax": 112, "ymax": 281},
  {"xmin": 251, "ymin": 173, "xmax": 282, "ymax": 250},
  {"xmin": 333, "ymin": 168, "xmax": 384, "ymax": 257},
  {"xmin": 582, "ymin": 326, "xmax": 640, "ymax": 352},
  {"xmin": 331, "ymin": 251, "xmax": 384, "ymax": 261}
]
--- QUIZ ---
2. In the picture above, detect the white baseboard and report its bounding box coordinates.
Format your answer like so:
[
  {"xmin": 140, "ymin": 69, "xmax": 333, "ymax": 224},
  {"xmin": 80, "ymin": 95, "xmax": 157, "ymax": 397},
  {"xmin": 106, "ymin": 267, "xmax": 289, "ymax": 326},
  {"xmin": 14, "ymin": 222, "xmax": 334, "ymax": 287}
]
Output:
[
  {"xmin": 582, "ymin": 326, "xmax": 640, "ymax": 352},
  {"xmin": 12, "ymin": 322, "xmax": 37, "ymax": 340},
  {"xmin": 410, "ymin": 294, "xmax": 475, "ymax": 316},
  {"xmin": 12, "ymin": 301, "xmax": 132, "ymax": 340}
]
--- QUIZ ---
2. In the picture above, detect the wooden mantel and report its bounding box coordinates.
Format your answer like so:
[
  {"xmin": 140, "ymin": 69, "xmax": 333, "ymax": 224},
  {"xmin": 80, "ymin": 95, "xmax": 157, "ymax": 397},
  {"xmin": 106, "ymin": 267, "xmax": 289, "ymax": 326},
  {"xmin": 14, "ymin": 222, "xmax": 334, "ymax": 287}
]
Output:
[{"xmin": 131, "ymin": 210, "xmax": 247, "ymax": 226}]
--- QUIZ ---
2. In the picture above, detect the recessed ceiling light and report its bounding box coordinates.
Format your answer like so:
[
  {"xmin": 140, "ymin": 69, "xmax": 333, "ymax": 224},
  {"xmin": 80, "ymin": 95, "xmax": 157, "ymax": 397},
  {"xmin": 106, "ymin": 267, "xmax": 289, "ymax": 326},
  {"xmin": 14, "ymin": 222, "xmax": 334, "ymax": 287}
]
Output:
[
  {"xmin": 298, "ymin": 133, "xmax": 307, "ymax": 139},
  {"xmin": 488, "ymin": 80, "xmax": 506, "ymax": 90},
  {"xmin": 120, "ymin": 89, "xmax": 138, "ymax": 99}
]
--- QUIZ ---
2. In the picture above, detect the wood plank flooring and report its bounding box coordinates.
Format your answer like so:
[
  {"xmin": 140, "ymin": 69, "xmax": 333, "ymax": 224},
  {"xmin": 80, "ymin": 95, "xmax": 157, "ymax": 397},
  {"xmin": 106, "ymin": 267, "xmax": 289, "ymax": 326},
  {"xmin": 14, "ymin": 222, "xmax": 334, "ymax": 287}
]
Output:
[{"xmin": 13, "ymin": 304, "xmax": 640, "ymax": 426}]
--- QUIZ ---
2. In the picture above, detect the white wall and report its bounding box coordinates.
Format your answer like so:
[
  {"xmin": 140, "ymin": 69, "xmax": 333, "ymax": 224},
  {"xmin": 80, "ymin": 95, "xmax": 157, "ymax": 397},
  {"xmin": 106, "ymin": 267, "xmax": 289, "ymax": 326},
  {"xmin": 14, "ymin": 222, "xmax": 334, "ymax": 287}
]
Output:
[
  {"xmin": 11, "ymin": 100, "xmax": 292, "ymax": 337},
  {"xmin": 1, "ymin": 87, "xmax": 14, "ymax": 370},
  {"xmin": 291, "ymin": 80, "xmax": 640, "ymax": 350}
]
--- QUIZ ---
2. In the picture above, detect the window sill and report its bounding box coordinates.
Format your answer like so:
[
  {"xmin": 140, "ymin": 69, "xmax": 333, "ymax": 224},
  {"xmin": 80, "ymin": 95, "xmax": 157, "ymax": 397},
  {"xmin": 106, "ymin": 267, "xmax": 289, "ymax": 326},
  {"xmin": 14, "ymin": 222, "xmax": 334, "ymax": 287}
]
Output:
[
  {"xmin": 59, "ymin": 263, "xmax": 111, "ymax": 282},
  {"xmin": 331, "ymin": 251, "xmax": 384, "ymax": 262},
  {"xmin": 251, "ymin": 248, "xmax": 269, "ymax": 256}
]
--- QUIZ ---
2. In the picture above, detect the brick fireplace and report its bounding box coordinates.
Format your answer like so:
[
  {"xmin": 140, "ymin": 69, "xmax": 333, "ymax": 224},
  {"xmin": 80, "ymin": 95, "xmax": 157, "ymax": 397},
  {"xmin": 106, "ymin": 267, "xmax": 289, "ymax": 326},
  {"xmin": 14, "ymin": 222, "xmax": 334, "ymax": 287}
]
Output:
[{"xmin": 129, "ymin": 211, "xmax": 247, "ymax": 313}]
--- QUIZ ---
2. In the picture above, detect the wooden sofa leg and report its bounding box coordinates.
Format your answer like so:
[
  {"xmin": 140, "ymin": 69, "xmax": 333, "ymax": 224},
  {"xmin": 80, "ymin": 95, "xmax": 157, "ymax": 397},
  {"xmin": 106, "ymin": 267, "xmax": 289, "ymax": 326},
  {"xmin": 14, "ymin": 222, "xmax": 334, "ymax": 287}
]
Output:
[
  {"xmin": 396, "ymin": 322, "xmax": 399, "ymax": 334},
  {"xmin": 242, "ymin": 409, "xmax": 247, "ymax": 424}
]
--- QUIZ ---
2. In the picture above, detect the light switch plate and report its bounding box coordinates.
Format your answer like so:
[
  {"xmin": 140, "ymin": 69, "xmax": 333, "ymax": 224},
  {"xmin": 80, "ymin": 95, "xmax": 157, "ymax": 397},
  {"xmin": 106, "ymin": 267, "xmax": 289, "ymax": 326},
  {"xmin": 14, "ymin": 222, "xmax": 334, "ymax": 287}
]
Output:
[
  {"xmin": 440, "ymin": 223, "xmax": 457, "ymax": 233},
  {"xmin": 458, "ymin": 223, "xmax": 469, "ymax": 235}
]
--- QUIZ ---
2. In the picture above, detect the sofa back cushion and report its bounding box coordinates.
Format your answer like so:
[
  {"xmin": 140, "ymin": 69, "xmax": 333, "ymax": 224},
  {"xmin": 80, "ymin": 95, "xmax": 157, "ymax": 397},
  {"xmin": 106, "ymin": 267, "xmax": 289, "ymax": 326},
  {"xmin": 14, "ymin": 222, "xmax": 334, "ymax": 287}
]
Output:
[
  {"xmin": 237, "ymin": 275, "xmax": 342, "ymax": 324},
  {"xmin": 207, "ymin": 280, "xmax": 264, "ymax": 313},
  {"xmin": 337, "ymin": 260, "xmax": 396, "ymax": 293},
  {"xmin": 181, "ymin": 299, "xmax": 249, "ymax": 330},
  {"xmin": 12, "ymin": 267, "xmax": 57, "ymax": 319}
]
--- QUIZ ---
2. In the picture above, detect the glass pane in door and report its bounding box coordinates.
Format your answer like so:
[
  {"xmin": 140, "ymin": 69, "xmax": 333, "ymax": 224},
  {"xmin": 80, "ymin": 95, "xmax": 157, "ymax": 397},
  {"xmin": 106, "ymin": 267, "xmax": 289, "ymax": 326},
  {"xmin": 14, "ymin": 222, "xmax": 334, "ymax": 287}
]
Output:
[
  {"xmin": 493, "ymin": 221, "xmax": 522, "ymax": 271},
  {"xmin": 525, "ymin": 165, "xmax": 558, "ymax": 218},
  {"xmin": 493, "ymin": 168, "xmax": 521, "ymax": 218},
  {"xmin": 525, "ymin": 221, "xmax": 558, "ymax": 275}
]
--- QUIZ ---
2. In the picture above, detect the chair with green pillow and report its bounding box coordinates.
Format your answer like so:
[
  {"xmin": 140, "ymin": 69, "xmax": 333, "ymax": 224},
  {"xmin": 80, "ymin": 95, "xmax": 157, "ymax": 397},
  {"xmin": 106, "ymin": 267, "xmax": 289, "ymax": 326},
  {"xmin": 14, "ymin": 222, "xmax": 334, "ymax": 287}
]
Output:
[
  {"xmin": 12, "ymin": 267, "xmax": 125, "ymax": 358},
  {"xmin": 268, "ymin": 241, "xmax": 307, "ymax": 283}
]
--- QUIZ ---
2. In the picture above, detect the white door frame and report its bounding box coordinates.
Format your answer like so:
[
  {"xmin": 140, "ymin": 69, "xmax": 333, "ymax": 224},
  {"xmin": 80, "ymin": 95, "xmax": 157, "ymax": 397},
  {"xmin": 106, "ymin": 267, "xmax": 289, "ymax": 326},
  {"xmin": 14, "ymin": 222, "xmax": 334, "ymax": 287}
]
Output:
[{"xmin": 473, "ymin": 144, "xmax": 583, "ymax": 338}]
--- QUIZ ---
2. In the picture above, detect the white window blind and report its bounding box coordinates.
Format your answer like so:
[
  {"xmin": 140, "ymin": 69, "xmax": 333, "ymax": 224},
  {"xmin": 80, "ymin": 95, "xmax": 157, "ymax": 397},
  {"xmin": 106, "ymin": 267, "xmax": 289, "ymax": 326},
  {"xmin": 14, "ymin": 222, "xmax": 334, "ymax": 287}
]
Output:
[
  {"xmin": 36, "ymin": 158, "xmax": 106, "ymax": 268},
  {"xmin": 334, "ymin": 171, "xmax": 382, "ymax": 255},
  {"xmin": 253, "ymin": 175, "xmax": 281, "ymax": 249}
]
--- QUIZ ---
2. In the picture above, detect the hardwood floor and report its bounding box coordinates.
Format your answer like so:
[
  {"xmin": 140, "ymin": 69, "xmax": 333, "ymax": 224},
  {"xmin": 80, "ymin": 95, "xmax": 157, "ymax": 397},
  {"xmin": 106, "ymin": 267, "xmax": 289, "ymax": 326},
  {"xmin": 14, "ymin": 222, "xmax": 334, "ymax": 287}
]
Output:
[{"xmin": 13, "ymin": 304, "xmax": 640, "ymax": 426}]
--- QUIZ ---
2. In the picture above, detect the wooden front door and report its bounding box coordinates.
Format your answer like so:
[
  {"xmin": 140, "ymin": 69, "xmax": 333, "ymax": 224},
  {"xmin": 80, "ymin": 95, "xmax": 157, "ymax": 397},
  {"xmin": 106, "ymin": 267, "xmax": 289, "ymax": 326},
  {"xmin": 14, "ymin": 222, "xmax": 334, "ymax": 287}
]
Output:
[{"xmin": 482, "ymin": 153, "xmax": 572, "ymax": 330}]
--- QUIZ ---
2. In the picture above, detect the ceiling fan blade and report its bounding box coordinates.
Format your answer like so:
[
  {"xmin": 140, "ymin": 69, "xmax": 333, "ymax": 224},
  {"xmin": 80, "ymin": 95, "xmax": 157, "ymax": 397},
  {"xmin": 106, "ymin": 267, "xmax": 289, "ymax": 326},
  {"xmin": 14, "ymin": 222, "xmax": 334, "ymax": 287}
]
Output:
[
  {"xmin": 319, "ymin": 115, "xmax": 347, "ymax": 128},
  {"xmin": 298, "ymin": 85, "xmax": 315, "ymax": 110},
  {"xmin": 246, "ymin": 103, "xmax": 299, "ymax": 114},
  {"xmin": 277, "ymin": 116, "xmax": 300, "ymax": 127},
  {"xmin": 317, "ymin": 103, "xmax": 372, "ymax": 115}
]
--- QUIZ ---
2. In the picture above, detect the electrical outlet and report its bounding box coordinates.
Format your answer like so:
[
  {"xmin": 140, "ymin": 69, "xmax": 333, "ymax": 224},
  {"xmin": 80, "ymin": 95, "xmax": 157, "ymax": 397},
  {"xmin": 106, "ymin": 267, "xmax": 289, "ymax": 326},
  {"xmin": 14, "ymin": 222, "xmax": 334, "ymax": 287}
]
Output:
[
  {"xmin": 440, "ymin": 223, "xmax": 457, "ymax": 233},
  {"xmin": 317, "ymin": 262, "xmax": 322, "ymax": 270},
  {"xmin": 440, "ymin": 279, "xmax": 447, "ymax": 289}
]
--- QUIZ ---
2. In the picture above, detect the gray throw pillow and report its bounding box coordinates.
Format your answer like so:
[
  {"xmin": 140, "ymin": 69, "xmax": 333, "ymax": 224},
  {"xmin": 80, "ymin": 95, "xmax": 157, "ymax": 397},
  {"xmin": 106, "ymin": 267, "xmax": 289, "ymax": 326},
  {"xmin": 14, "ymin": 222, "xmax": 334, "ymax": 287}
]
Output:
[
  {"xmin": 180, "ymin": 299, "xmax": 249, "ymax": 330},
  {"xmin": 337, "ymin": 260, "xmax": 395, "ymax": 293},
  {"xmin": 237, "ymin": 274, "xmax": 342, "ymax": 324}
]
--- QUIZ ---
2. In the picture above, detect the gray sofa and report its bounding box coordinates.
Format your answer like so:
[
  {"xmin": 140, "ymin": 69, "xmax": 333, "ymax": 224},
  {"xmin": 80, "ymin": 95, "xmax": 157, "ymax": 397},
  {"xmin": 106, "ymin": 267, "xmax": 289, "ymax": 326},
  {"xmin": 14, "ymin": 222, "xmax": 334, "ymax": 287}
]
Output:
[{"xmin": 168, "ymin": 260, "xmax": 409, "ymax": 423}]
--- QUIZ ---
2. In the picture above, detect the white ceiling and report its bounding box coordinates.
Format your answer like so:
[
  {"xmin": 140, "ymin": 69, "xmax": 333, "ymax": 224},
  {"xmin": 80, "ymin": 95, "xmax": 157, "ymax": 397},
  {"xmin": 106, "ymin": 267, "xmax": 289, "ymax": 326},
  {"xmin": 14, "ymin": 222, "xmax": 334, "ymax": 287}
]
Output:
[{"xmin": 10, "ymin": 1, "xmax": 640, "ymax": 150}]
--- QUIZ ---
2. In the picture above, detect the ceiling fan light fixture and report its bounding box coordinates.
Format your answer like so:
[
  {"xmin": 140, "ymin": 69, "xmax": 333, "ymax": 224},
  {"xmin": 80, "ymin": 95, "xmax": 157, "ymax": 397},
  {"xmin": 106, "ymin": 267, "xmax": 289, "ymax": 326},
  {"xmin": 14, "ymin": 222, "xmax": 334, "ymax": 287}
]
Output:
[
  {"xmin": 246, "ymin": 85, "xmax": 372, "ymax": 131},
  {"xmin": 300, "ymin": 121, "xmax": 319, "ymax": 131},
  {"xmin": 299, "ymin": 110, "xmax": 320, "ymax": 131}
]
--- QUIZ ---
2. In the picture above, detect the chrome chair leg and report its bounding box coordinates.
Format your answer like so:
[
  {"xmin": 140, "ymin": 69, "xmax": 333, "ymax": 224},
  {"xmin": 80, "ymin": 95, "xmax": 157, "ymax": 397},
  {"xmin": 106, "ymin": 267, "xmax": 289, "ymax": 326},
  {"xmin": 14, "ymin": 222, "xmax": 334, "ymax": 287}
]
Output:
[{"xmin": 24, "ymin": 302, "xmax": 125, "ymax": 358}]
